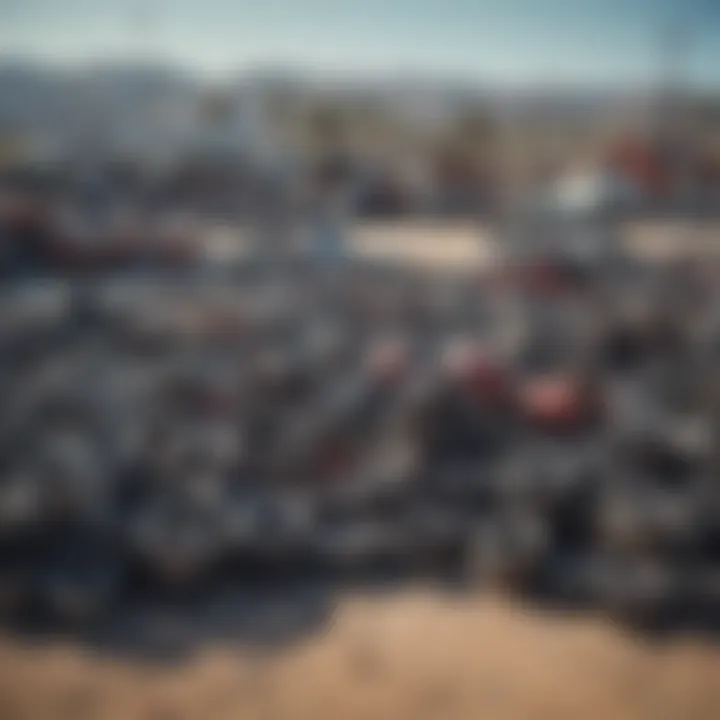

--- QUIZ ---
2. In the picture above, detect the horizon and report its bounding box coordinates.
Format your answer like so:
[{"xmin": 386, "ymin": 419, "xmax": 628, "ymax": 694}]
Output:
[{"xmin": 0, "ymin": 55, "xmax": 719, "ymax": 100}]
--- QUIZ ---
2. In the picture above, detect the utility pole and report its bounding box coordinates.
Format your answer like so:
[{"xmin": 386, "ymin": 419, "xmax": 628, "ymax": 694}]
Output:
[
  {"xmin": 492, "ymin": 92, "xmax": 519, "ymax": 261},
  {"xmin": 656, "ymin": 21, "xmax": 692, "ymax": 206}
]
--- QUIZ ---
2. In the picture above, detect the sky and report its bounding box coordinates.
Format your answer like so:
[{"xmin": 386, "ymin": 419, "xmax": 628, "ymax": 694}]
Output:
[{"xmin": 1, "ymin": 0, "xmax": 719, "ymax": 87}]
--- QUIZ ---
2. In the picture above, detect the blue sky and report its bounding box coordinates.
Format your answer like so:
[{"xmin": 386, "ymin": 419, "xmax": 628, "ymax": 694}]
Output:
[{"xmin": 1, "ymin": 0, "xmax": 719, "ymax": 86}]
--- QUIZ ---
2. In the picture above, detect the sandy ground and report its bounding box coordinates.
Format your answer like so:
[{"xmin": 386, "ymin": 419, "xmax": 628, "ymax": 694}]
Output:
[
  {"xmin": 0, "ymin": 592, "xmax": 719, "ymax": 720},
  {"xmin": 351, "ymin": 222, "xmax": 497, "ymax": 270},
  {"xmin": 203, "ymin": 220, "xmax": 494, "ymax": 271},
  {"xmin": 205, "ymin": 218, "xmax": 720, "ymax": 270},
  {"xmin": 353, "ymin": 219, "xmax": 720, "ymax": 267}
]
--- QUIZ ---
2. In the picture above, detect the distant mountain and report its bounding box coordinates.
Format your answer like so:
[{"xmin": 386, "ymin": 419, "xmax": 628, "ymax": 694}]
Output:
[{"xmin": 0, "ymin": 58, "xmax": 713, "ymax": 162}]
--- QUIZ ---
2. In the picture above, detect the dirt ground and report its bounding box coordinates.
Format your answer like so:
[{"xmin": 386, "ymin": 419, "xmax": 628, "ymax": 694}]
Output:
[
  {"xmin": 206, "ymin": 218, "xmax": 720, "ymax": 270},
  {"xmin": 0, "ymin": 592, "xmax": 719, "ymax": 720},
  {"xmin": 352, "ymin": 219, "xmax": 720, "ymax": 268}
]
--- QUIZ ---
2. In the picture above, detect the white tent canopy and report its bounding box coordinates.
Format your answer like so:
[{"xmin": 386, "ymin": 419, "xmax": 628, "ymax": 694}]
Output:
[
  {"xmin": 506, "ymin": 168, "xmax": 638, "ymax": 265},
  {"xmin": 543, "ymin": 169, "xmax": 640, "ymax": 215}
]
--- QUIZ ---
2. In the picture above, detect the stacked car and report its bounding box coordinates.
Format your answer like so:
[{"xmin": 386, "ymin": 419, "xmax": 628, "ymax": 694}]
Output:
[{"xmin": 0, "ymin": 251, "xmax": 717, "ymax": 631}]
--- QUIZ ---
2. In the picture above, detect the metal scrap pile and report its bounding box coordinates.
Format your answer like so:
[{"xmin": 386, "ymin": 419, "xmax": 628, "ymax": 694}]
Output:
[{"xmin": 0, "ymin": 256, "xmax": 719, "ymax": 630}]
